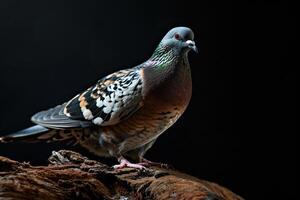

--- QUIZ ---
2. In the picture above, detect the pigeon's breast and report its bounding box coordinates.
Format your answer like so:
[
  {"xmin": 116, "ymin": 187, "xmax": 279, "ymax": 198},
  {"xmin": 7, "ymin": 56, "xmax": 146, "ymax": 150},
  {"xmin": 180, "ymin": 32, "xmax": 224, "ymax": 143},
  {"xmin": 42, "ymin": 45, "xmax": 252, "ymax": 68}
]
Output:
[
  {"xmin": 103, "ymin": 101, "xmax": 185, "ymax": 153},
  {"xmin": 101, "ymin": 62, "xmax": 192, "ymax": 153},
  {"xmin": 148, "ymin": 58, "xmax": 192, "ymax": 110}
]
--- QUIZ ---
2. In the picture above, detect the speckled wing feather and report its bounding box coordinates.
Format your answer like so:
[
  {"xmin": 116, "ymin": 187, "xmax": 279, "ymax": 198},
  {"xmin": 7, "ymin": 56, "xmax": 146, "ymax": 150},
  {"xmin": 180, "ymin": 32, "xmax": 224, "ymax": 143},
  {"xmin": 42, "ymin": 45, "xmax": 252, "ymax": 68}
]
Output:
[
  {"xmin": 64, "ymin": 68, "xmax": 143, "ymax": 126},
  {"xmin": 32, "ymin": 68, "xmax": 143, "ymax": 129}
]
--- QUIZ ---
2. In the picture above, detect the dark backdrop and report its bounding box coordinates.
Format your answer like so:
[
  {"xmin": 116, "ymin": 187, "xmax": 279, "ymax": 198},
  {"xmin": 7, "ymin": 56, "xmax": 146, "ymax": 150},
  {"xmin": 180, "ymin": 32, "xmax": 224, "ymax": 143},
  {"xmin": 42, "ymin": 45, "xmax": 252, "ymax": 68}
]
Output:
[{"xmin": 0, "ymin": 1, "xmax": 296, "ymax": 199}]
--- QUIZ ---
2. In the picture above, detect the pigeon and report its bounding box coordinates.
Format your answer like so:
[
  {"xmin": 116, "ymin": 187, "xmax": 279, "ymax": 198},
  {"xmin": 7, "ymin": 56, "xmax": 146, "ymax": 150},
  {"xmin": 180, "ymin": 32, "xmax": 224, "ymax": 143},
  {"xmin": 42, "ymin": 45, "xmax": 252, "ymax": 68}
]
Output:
[{"xmin": 0, "ymin": 27, "xmax": 197, "ymax": 169}]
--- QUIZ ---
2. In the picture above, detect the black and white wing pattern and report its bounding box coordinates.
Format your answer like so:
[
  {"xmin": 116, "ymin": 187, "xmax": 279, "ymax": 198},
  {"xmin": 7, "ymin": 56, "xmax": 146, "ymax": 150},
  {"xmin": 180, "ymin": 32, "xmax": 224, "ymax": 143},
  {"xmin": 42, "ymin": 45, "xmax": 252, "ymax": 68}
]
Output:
[
  {"xmin": 64, "ymin": 68, "xmax": 143, "ymax": 126},
  {"xmin": 31, "ymin": 68, "xmax": 144, "ymax": 129}
]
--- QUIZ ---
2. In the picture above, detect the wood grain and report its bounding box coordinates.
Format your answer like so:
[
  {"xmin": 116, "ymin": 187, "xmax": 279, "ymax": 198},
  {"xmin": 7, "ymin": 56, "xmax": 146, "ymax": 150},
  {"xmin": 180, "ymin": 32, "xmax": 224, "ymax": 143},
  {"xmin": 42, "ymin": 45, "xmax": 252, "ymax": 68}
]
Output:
[{"xmin": 0, "ymin": 150, "xmax": 244, "ymax": 200}]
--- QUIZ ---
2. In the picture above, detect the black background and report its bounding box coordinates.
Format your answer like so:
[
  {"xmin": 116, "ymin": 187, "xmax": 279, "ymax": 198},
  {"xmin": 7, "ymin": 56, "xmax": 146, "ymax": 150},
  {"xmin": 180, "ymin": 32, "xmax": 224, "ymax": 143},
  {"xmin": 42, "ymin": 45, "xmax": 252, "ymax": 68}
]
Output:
[{"xmin": 0, "ymin": 0, "xmax": 296, "ymax": 199}]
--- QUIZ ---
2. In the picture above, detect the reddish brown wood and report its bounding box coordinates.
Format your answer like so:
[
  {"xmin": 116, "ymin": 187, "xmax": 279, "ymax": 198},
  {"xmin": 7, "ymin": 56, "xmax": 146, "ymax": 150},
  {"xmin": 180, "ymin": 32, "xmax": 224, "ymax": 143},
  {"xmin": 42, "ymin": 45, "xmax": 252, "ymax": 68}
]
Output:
[{"xmin": 0, "ymin": 150, "xmax": 244, "ymax": 200}]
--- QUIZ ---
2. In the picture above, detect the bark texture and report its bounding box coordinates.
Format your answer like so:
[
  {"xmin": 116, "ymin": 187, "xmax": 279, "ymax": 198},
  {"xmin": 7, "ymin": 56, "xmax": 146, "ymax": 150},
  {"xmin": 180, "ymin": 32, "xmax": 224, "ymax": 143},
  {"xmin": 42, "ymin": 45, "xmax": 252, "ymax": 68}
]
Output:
[{"xmin": 0, "ymin": 150, "xmax": 244, "ymax": 200}]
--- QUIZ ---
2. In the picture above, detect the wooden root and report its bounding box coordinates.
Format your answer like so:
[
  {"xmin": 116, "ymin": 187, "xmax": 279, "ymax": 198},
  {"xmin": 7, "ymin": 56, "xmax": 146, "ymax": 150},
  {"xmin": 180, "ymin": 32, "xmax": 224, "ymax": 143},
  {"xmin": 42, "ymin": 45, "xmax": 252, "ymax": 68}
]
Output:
[{"xmin": 0, "ymin": 150, "xmax": 244, "ymax": 200}]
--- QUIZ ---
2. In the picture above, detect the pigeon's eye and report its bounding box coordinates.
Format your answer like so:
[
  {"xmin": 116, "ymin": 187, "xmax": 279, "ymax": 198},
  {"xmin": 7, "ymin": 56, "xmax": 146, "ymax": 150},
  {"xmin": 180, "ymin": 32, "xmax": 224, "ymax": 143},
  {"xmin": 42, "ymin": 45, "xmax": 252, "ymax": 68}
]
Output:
[{"xmin": 174, "ymin": 33, "xmax": 181, "ymax": 40}]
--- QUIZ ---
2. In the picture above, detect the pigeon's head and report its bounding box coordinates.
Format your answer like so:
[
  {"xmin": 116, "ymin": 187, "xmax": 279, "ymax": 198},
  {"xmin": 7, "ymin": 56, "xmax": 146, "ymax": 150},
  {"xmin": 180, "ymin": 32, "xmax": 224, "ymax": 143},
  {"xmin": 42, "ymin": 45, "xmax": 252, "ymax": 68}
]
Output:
[{"xmin": 161, "ymin": 27, "xmax": 198, "ymax": 54}]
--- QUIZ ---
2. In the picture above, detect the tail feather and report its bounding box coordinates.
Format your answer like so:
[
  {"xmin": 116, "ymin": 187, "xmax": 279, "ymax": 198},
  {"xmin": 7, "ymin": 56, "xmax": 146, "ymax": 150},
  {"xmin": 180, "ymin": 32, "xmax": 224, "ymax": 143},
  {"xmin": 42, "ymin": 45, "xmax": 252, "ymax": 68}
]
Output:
[
  {"xmin": 0, "ymin": 125, "xmax": 50, "ymax": 143},
  {"xmin": 0, "ymin": 125, "xmax": 80, "ymax": 143}
]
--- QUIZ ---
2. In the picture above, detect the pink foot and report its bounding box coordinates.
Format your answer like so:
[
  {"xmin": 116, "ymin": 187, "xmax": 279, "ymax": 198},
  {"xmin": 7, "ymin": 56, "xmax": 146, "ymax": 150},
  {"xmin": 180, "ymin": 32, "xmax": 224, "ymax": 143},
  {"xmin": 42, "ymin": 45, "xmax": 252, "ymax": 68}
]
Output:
[{"xmin": 113, "ymin": 158, "xmax": 146, "ymax": 170}]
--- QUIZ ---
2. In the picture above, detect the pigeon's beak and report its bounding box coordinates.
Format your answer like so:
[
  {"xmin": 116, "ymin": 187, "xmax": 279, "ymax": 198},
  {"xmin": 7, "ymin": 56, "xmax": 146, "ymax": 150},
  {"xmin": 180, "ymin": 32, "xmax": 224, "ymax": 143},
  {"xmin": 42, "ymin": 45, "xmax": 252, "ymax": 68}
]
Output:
[{"xmin": 186, "ymin": 40, "xmax": 198, "ymax": 53}]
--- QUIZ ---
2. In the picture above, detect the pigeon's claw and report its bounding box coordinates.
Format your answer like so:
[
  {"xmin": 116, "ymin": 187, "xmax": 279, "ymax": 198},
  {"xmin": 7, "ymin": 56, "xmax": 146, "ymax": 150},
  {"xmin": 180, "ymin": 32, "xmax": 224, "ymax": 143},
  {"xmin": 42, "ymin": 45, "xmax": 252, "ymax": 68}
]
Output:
[{"xmin": 113, "ymin": 158, "xmax": 147, "ymax": 170}]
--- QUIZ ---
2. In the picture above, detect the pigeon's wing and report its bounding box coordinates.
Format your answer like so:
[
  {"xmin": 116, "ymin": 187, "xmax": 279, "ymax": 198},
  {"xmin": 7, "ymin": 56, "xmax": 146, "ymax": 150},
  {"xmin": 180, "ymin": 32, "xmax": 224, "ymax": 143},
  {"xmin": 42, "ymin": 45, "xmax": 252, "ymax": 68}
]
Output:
[
  {"xmin": 31, "ymin": 68, "xmax": 144, "ymax": 129},
  {"xmin": 31, "ymin": 103, "xmax": 93, "ymax": 129}
]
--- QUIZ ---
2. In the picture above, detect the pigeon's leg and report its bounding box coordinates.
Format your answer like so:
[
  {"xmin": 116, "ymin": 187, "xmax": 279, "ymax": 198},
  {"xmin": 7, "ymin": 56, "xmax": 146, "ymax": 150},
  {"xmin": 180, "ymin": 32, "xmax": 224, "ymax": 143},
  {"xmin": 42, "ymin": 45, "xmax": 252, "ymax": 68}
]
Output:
[
  {"xmin": 122, "ymin": 139, "xmax": 171, "ymax": 168},
  {"xmin": 113, "ymin": 156, "xmax": 146, "ymax": 169},
  {"xmin": 136, "ymin": 139, "xmax": 170, "ymax": 167},
  {"xmin": 113, "ymin": 139, "xmax": 157, "ymax": 169}
]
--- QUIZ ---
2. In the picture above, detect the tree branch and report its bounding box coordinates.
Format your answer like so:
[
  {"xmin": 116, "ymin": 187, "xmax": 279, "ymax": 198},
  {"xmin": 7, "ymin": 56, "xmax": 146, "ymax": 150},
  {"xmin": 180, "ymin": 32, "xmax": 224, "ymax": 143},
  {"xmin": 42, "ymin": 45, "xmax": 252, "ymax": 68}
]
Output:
[{"xmin": 0, "ymin": 150, "xmax": 244, "ymax": 200}]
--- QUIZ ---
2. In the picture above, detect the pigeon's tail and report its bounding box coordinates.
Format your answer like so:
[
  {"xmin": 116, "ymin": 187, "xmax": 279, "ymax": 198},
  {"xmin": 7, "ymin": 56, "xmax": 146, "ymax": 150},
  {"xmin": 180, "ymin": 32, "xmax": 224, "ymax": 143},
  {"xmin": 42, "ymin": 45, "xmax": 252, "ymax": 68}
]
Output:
[{"xmin": 0, "ymin": 125, "xmax": 75, "ymax": 143}]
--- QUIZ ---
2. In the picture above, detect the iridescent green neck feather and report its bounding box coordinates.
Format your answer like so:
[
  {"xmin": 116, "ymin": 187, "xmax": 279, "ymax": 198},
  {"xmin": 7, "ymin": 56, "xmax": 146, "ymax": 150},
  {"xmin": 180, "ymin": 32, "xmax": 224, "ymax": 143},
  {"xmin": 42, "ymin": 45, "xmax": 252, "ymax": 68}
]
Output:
[
  {"xmin": 142, "ymin": 42, "xmax": 189, "ymax": 96},
  {"xmin": 149, "ymin": 42, "xmax": 179, "ymax": 71}
]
